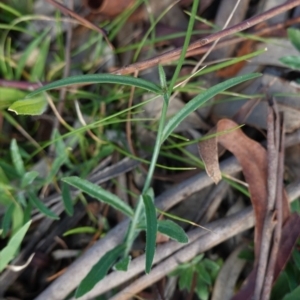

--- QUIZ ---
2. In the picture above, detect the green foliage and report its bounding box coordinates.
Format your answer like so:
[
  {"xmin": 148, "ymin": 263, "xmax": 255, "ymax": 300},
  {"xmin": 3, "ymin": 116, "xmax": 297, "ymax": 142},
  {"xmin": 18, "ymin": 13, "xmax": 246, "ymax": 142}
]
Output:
[
  {"xmin": 114, "ymin": 256, "xmax": 131, "ymax": 272},
  {"xmin": 0, "ymin": 220, "xmax": 31, "ymax": 272},
  {"xmin": 63, "ymin": 226, "xmax": 97, "ymax": 236},
  {"xmin": 162, "ymin": 73, "xmax": 261, "ymax": 142},
  {"xmin": 8, "ymin": 95, "xmax": 47, "ymax": 115},
  {"xmin": 169, "ymin": 254, "xmax": 222, "ymax": 300},
  {"xmin": 62, "ymin": 176, "xmax": 134, "ymax": 218},
  {"xmin": 0, "ymin": 3, "xmax": 268, "ymax": 297},
  {"xmin": 61, "ymin": 182, "xmax": 74, "ymax": 216},
  {"xmin": 143, "ymin": 193, "xmax": 157, "ymax": 273},
  {"xmin": 75, "ymin": 244, "xmax": 125, "ymax": 298},
  {"xmin": 279, "ymin": 28, "xmax": 300, "ymax": 70},
  {"xmin": 26, "ymin": 74, "xmax": 162, "ymax": 97},
  {"xmin": 157, "ymin": 220, "xmax": 189, "ymax": 243}
]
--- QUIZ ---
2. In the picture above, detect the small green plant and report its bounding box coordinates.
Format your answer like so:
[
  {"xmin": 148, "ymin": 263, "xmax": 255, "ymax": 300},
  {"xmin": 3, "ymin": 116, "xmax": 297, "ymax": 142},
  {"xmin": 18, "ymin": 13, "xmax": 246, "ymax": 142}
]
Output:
[
  {"xmin": 169, "ymin": 254, "xmax": 222, "ymax": 300},
  {"xmin": 279, "ymin": 28, "xmax": 300, "ymax": 71},
  {"xmin": 0, "ymin": 1, "xmax": 265, "ymax": 297},
  {"xmin": 0, "ymin": 220, "xmax": 31, "ymax": 272}
]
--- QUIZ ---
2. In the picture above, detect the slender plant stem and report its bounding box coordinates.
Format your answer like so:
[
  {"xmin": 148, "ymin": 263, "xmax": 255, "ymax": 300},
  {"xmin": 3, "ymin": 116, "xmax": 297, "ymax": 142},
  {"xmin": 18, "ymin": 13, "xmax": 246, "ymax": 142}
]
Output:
[{"xmin": 125, "ymin": 66, "xmax": 169, "ymax": 257}]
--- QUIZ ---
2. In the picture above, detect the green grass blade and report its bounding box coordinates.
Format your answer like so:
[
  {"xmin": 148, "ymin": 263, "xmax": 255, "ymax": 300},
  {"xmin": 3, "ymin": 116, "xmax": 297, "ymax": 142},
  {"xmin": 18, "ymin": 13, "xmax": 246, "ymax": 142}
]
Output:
[
  {"xmin": 28, "ymin": 192, "xmax": 59, "ymax": 220},
  {"xmin": 75, "ymin": 244, "xmax": 125, "ymax": 298},
  {"xmin": 15, "ymin": 28, "xmax": 50, "ymax": 80},
  {"xmin": 61, "ymin": 182, "xmax": 74, "ymax": 216},
  {"xmin": 158, "ymin": 220, "xmax": 188, "ymax": 243},
  {"xmin": 143, "ymin": 194, "xmax": 157, "ymax": 274},
  {"xmin": 162, "ymin": 73, "xmax": 261, "ymax": 142},
  {"xmin": 0, "ymin": 2, "xmax": 22, "ymax": 18},
  {"xmin": 10, "ymin": 139, "xmax": 25, "ymax": 176},
  {"xmin": 124, "ymin": 66, "xmax": 169, "ymax": 258},
  {"xmin": 0, "ymin": 87, "xmax": 27, "ymax": 109},
  {"xmin": 287, "ymin": 28, "xmax": 300, "ymax": 53},
  {"xmin": 0, "ymin": 220, "xmax": 31, "ymax": 272},
  {"xmin": 62, "ymin": 176, "xmax": 134, "ymax": 218},
  {"xmin": 30, "ymin": 36, "xmax": 51, "ymax": 81},
  {"xmin": 26, "ymin": 74, "xmax": 162, "ymax": 97},
  {"xmin": 1, "ymin": 203, "xmax": 14, "ymax": 237},
  {"xmin": 168, "ymin": 0, "xmax": 199, "ymax": 93},
  {"xmin": 63, "ymin": 226, "xmax": 96, "ymax": 236}
]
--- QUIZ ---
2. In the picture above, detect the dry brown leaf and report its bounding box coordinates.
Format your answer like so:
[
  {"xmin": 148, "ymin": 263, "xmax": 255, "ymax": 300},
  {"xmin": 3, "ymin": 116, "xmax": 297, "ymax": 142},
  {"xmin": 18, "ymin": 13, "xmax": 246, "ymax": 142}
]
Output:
[{"xmin": 198, "ymin": 119, "xmax": 268, "ymax": 259}]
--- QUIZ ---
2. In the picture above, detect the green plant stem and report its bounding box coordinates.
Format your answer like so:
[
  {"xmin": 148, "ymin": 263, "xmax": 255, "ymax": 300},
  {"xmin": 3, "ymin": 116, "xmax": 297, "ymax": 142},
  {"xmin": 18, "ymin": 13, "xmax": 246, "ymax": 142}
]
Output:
[{"xmin": 125, "ymin": 66, "xmax": 169, "ymax": 257}]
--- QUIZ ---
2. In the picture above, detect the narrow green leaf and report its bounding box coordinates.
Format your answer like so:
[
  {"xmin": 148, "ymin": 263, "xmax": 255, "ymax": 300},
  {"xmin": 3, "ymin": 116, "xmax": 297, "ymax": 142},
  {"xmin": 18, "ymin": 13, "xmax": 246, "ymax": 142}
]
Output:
[
  {"xmin": 46, "ymin": 152, "xmax": 68, "ymax": 184},
  {"xmin": 26, "ymin": 74, "xmax": 162, "ymax": 98},
  {"xmin": 114, "ymin": 256, "xmax": 131, "ymax": 271},
  {"xmin": 21, "ymin": 171, "xmax": 39, "ymax": 188},
  {"xmin": 196, "ymin": 263, "xmax": 212, "ymax": 285},
  {"xmin": 162, "ymin": 73, "xmax": 261, "ymax": 142},
  {"xmin": 0, "ymin": 87, "xmax": 27, "ymax": 109},
  {"xmin": 0, "ymin": 220, "xmax": 31, "ymax": 272},
  {"xmin": 178, "ymin": 267, "xmax": 194, "ymax": 291},
  {"xmin": 143, "ymin": 194, "xmax": 157, "ymax": 273},
  {"xmin": 292, "ymin": 249, "xmax": 300, "ymax": 270},
  {"xmin": 62, "ymin": 176, "xmax": 134, "ymax": 218},
  {"xmin": 28, "ymin": 192, "xmax": 59, "ymax": 220},
  {"xmin": 15, "ymin": 28, "xmax": 50, "ymax": 80},
  {"xmin": 30, "ymin": 36, "xmax": 51, "ymax": 81},
  {"xmin": 287, "ymin": 28, "xmax": 300, "ymax": 53},
  {"xmin": 195, "ymin": 278, "xmax": 209, "ymax": 300},
  {"xmin": 168, "ymin": 0, "xmax": 199, "ymax": 92},
  {"xmin": 63, "ymin": 226, "xmax": 96, "ymax": 236},
  {"xmin": 158, "ymin": 220, "xmax": 188, "ymax": 243},
  {"xmin": 2, "ymin": 203, "xmax": 14, "ymax": 237},
  {"xmin": 10, "ymin": 139, "xmax": 25, "ymax": 176},
  {"xmin": 282, "ymin": 286, "xmax": 300, "ymax": 300},
  {"xmin": 11, "ymin": 203, "xmax": 24, "ymax": 235},
  {"xmin": 158, "ymin": 65, "xmax": 168, "ymax": 93},
  {"xmin": 61, "ymin": 182, "xmax": 74, "ymax": 216},
  {"xmin": 75, "ymin": 244, "xmax": 125, "ymax": 298},
  {"xmin": 8, "ymin": 95, "xmax": 48, "ymax": 115},
  {"xmin": 279, "ymin": 56, "xmax": 300, "ymax": 70}
]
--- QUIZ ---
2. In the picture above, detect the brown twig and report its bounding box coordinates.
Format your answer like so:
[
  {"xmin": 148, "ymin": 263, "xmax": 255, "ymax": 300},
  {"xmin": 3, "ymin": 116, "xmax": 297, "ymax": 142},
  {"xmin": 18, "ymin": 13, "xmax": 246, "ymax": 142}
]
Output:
[
  {"xmin": 113, "ymin": 0, "xmax": 300, "ymax": 75},
  {"xmin": 261, "ymin": 111, "xmax": 285, "ymax": 300},
  {"xmin": 46, "ymin": 0, "xmax": 113, "ymax": 49}
]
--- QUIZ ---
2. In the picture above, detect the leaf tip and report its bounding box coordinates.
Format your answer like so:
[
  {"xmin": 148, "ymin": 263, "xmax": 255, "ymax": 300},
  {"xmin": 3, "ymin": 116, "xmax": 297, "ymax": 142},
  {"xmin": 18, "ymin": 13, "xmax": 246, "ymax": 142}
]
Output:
[{"xmin": 8, "ymin": 108, "xmax": 18, "ymax": 115}]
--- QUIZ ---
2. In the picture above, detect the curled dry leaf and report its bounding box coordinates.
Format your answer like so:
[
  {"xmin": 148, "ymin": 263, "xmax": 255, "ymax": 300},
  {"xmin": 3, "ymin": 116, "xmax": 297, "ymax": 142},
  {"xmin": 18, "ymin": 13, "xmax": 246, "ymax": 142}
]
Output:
[
  {"xmin": 198, "ymin": 118, "xmax": 268, "ymax": 259},
  {"xmin": 199, "ymin": 114, "xmax": 300, "ymax": 300}
]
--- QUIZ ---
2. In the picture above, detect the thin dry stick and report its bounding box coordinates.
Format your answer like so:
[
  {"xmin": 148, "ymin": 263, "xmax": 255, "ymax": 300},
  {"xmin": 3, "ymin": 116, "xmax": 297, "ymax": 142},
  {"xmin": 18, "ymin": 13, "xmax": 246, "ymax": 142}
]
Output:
[
  {"xmin": 74, "ymin": 100, "xmax": 103, "ymax": 143},
  {"xmin": 261, "ymin": 113, "xmax": 285, "ymax": 300},
  {"xmin": 253, "ymin": 99, "xmax": 278, "ymax": 300},
  {"xmin": 113, "ymin": 0, "xmax": 300, "ymax": 75},
  {"xmin": 46, "ymin": 0, "xmax": 112, "ymax": 48}
]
